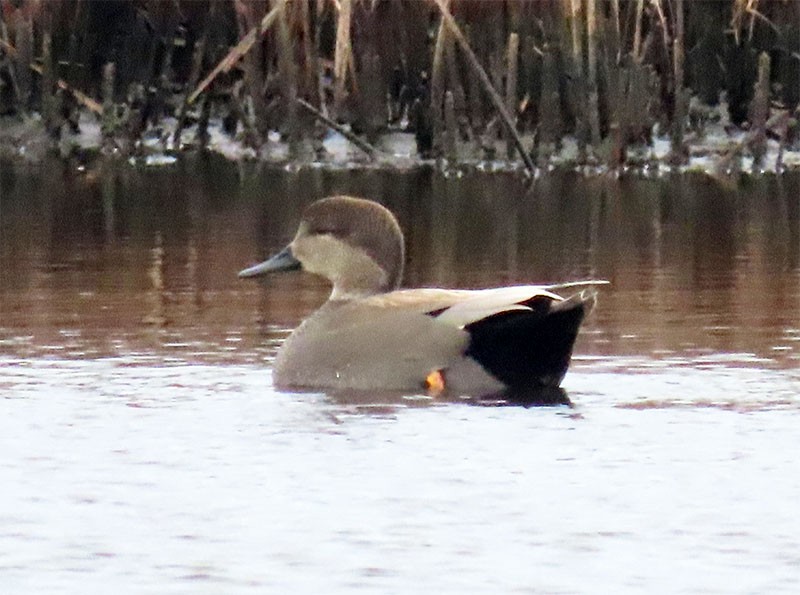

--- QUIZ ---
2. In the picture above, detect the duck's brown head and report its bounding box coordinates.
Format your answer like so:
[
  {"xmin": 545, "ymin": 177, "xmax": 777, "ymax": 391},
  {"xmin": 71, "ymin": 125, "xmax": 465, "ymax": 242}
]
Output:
[{"xmin": 239, "ymin": 196, "xmax": 405, "ymax": 299}]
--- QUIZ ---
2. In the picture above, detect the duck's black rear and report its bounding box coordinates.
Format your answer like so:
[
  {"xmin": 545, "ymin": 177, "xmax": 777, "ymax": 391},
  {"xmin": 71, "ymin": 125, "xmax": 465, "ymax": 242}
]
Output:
[{"xmin": 464, "ymin": 294, "xmax": 588, "ymax": 389}]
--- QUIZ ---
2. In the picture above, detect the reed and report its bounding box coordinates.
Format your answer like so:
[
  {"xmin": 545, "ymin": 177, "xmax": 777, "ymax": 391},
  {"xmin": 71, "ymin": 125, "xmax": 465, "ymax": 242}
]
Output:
[
  {"xmin": 586, "ymin": 0, "xmax": 601, "ymax": 149},
  {"xmin": 505, "ymin": 32, "xmax": 519, "ymax": 160},
  {"xmin": 670, "ymin": 0, "xmax": 688, "ymax": 164},
  {"xmin": 14, "ymin": 11, "xmax": 32, "ymax": 110},
  {"xmin": 433, "ymin": 0, "xmax": 535, "ymax": 175},
  {"xmin": 444, "ymin": 90, "xmax": 457, "ymax": 162},
  {"xmin": 0, "ymin": 0, "xmax": 795, "ymax": 169},
  {"xmin": 431, "ymin": 3, "xmax": 448, "ymax": 153},
  {"xmin": 333, "ymin": 0, "xmax": 352, "ymax": 116},
  {"xmin": 175, "ymin": 1, "xmax": 215, "ymax": 147},
  {"xmin": 273, "ymin": 0, "xmax": 299, "ymax": 149},
  {"xmin": 41, "ymin": 28, "xmax": 56, "ymax": 134},
  {"xmin": 748, "ymin": 51, "xmax": 770, "ymax": 167}
]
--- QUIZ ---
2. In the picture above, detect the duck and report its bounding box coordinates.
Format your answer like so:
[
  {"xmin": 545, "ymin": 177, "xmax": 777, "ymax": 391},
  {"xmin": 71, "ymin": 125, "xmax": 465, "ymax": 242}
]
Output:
[{"xmin": 239, "ymin": 195, "xmax": 605, "ymax": 397}]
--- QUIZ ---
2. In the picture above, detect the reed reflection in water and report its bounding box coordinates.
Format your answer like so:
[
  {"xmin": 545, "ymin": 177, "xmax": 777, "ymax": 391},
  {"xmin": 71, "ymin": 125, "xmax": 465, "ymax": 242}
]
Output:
[{"xmin": 2, "ymin": 159, "xmax": 799, "ymax": 382}]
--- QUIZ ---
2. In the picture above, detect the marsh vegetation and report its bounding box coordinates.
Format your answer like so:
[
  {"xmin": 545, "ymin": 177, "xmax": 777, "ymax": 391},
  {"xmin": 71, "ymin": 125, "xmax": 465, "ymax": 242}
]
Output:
[{"xmin": 0, "ymin": 0, "xmax": 797, "ymax": 172}]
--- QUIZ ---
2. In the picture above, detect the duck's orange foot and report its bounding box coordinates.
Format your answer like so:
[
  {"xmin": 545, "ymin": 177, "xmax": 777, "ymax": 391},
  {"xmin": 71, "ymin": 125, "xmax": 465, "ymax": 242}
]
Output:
[{"xmin": 424, "ymin": 369, "xmax": 446, "ymax": 397}]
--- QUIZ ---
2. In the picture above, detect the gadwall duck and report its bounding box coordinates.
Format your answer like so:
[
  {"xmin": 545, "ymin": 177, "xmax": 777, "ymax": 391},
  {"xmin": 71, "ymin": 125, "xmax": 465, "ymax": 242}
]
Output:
[{"xmin": 240, "ymin": 196, "xmax": 605, "ymax": 396}]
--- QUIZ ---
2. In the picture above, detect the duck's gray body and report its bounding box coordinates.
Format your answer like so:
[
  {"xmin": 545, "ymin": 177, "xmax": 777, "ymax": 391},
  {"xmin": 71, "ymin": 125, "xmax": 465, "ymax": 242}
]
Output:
[{"xmin": 240, "ymin": 196, "xmax": 604, "ymax": 395}]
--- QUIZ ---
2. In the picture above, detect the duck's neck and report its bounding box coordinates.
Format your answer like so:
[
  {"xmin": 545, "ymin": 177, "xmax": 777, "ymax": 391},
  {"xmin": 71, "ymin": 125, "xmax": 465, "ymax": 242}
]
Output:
[
  {"xmin": 329, "ymin": 278, "xmax": 390, "ymax": 301},
  {"xmin": 326, "ymin": 255, "xmax": 398, "ymax": 301}
]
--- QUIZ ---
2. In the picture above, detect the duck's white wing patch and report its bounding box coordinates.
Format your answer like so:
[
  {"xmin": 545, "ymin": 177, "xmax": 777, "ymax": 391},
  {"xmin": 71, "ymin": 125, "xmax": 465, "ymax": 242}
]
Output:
[
  {"xmin": 544, "ymin": 280, "xmax": 610, "ymax": 292},
  {"xmin": 434, "ymin": 285, "xmax": 561, "ymax": 328}
]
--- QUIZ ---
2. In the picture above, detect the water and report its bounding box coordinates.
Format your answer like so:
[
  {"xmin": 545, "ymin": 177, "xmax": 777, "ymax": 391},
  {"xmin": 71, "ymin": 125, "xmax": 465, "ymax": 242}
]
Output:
[{"xmin": 2, "ymin": 158, "xmax": 800, "ymax": 593}]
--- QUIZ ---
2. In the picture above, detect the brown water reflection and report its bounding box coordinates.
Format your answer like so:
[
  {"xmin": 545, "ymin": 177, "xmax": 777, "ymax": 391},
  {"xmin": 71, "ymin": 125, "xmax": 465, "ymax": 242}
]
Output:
[{"xmin": 1, "ymin": 157, "xmax": 800, "ymax": 379}]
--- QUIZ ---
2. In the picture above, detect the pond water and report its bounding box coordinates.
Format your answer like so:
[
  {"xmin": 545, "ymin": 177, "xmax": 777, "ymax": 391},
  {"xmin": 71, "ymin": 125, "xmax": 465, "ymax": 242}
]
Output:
[{"xmin": 1, "ymin": 158, "xmax": 800, "ymax": 594}]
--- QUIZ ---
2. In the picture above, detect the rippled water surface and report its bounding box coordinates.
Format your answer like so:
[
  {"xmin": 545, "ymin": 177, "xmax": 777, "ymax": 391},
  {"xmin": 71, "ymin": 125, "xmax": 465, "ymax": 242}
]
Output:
[{"xmin": 2, "ymin": 159, "xmax": 800, "ymax": 593}]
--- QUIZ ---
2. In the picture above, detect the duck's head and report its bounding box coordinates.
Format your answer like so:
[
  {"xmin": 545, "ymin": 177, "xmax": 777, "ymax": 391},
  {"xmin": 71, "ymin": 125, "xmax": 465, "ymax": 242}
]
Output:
[{"xmin": 239, "ymin": 196, "xmax": 405, "ymax": 300}]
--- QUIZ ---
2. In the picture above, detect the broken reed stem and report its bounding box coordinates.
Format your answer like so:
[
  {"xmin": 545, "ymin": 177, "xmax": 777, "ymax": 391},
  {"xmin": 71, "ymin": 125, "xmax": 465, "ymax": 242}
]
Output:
[
  {"xmin": 505, "ymin": 32, "xmax": 519, "ymax": 160},
  {"xmin": 296, "ymin": 97, "xmax": 378, "ymax": 159},
  {"xmin": 188, "ymin": 4, "xmax": 281, "ymax": 105},
  {"xmin": 433, "ymin": 0, "xmax": 535, "ymax": 176},
  {"xmin": 333, "ymin": 0, "xmax": 353, "ymax": 114}
]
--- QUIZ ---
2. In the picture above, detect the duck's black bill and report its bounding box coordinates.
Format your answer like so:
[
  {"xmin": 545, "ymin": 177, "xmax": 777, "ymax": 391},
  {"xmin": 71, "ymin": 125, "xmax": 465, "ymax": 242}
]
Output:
[{"xmin": 238, "ymin": 245, "xmax": 301, "ymax": 278}]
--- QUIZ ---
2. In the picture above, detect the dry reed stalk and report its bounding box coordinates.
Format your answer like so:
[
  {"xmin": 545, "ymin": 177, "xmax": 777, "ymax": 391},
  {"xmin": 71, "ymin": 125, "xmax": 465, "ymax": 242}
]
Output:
[
  {"xmin": 236, "ymin": 0, "xmax": 271, "ymax": 140},
  {"xmin": 444, "ymin": 90, "xmax": 457, "ymax": 161},
  {"xmin": 357, "ymin": 50, "xmax": 384, "ymax": 142},
  {"xmin": 748, "ymin": 51, "xmax": 770, "ymax": 167},
  {"xmin": 314, "ymin": 0, "xmax": 326, "ymax": 114},
  {"xmin": 567, "ymin": 0, "xmax": 582, "ymax": 71},
  {"xmin": 433, "ymin": 0, "xmax": 535, "ymax": 176},
  {"xmin": 197, "ymin": 93, "xmax": 211, "ymax": 149},
  {"xmin": 769, "ymin": 111, "xmax": 792, "ymax": 173},
  {"xmin": 174, "ymin": 0, "xmax": 216, "ymax": 146},
  {"xmin": 14, "ymin": 13, "xmax": 32, "ymax": 109},
  {"xmin": 673, "ymin": 0, "xmax": 685, "ymax": 98},
  {"xmin": 670, "ymin": 0, "xmax": 687, "ymax": 162},
  {"xmin": 298, "ymin": 0, "xmax": 317, "ymax": 102},
  {"xmin": 0, "ymin": 13, "xmax": 21, "ymax": 105},
  {"xmin": 464, "ymin": 24, "xmax": 483, "ymax": 131},
  {"xmin": 65, "ymin": 0, "xmax": 84, "ymax": 88},
  {"xmin": 101, "ymin": 62, "xmax": 116, "ymax": 145},
  {"xmin": 586, "ymin": 0, "xmax": 596, "ymax": 83},
  {"xmin": 730, "ymin": 0, "xmax": 777, "ymax": 45},
  {"xmin": 444, "ymin": 25, "xmax": 464, "ymax": 113},
  {"xmin": 586, "ymin": 0, "xmax": 600, "ymax": 147},
  {"xmin": 538, "ymin": 51, "xmax": 561, "ymax": 162},
  {"xmin": 296, "ymin": 97, "xmax": 379, "ymax": 159},
  {"xmin": 505, "ymin": 32, "xmax": 519, "ymax": 160},
  {"xmin": 651, "ymin": 0, "xmax": 671, "ymax": 65},
  {"xmin": 0, "ymin": 37, "xmax": 102, "ymax": 114},
  {"xmin": 632, "ymin": 0, "xmax": 644, "ymax": 63},
  {"xmin": 431, "ymin": 1, "xmax": 449, "ymax": 149},
  {"xmin": 274, "ymin": 0, "xmax": 298, "ymax": 145},
  {"xmin": 610, "ymin": 0, "xmax": 621, "ymax": 59},
  {"xmin": 187, "ymin": 3, "xmax": 282, "ymax": 105},
  {"xmin": 333, "ymin": 0, "xmax": 352, "ymax": 114},
  {"xmin": 41, "ymin": 30, "xmax": 56, "ymax": 131}
]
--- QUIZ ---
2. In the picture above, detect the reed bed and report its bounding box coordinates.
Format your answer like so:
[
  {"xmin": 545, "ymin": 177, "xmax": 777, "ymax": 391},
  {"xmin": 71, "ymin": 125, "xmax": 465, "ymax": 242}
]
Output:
[{"xmin": 0, "ymin": 0, "xmax": 797, "ymax": 170}]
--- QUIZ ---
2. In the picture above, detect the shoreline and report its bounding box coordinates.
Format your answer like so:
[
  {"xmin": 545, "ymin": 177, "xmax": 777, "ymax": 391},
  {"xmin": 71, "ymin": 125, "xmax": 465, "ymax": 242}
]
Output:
[{"xmin": 1, "ymin": 106, "xmax": 799, "ymax": 178}]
